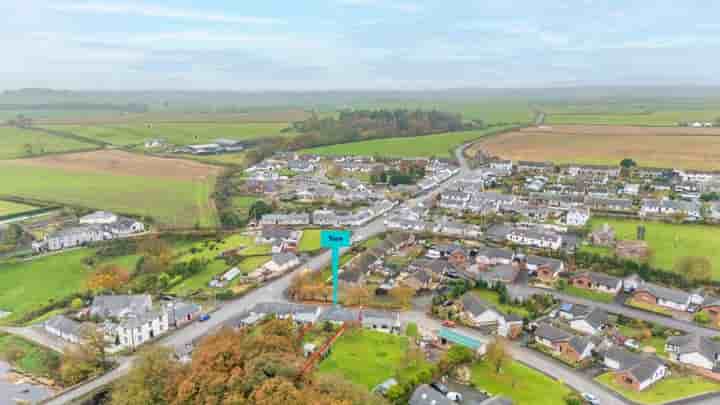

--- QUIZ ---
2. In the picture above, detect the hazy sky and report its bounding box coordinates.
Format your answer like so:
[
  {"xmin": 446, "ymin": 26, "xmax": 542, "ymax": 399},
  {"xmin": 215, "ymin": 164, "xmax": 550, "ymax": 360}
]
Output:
[{"xmin": 3, "ymin": 0, "xmax": 720, "ymax": 90}]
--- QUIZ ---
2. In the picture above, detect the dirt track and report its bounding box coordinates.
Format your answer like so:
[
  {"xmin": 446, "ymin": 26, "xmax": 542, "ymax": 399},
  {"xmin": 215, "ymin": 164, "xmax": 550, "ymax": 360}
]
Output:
[{"xmin": 4, "ymin": 150, "xmax": 223, "ymax": 181}]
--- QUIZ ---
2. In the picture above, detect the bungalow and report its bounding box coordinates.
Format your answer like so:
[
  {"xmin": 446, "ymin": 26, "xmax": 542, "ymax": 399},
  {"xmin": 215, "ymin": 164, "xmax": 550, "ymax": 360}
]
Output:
[
  {"xmin": 264, "ymin": 252, "xmax": 300, "ymax": 273},
  {"xmin": 631, "ymin": 283, "xmax": 702, "ymax": 312},
  {"xmin": 44, "ymin": 315, "xmax": 84, "ymax": 344},
  {"xmin": 506, "ymin": 228, "xmax": 563, "ymax": 251},
  {"xmin": 524, "ymin": 255, "xmax": 564, "ymax": 279},
  {"xmin": 360, "ymin": 310, "xmax": 401, "ymax": 334},
  {"xmin": 474, "ymin": 264, "xmax": 520, "ymax": 287},
  {"xmin": 459, "ymin": 294, "xmax": 523, "ymax": 338},
  {"xmin": 603, "ymin": 347, "xmax": 667, "ymax": 391},
  {"xmin": 666, "ymin": 334, "xmax": 720, "ymax": 372},
  {"xmin": 569, "ymin": 272, "xmax": 622, "ymax": 295},
  {"xmin": 569, "ymin": 308, "xmax": 609, "ymax": 335},
  {"xmin": 533, "ymin": 322, "xmax": 595, "ymax": 363},
  {"xmin": 475, "ymin": 247, "xmax": 514, "ymax": 266},
  {"xmin": 557, "ymin": 302, "xmax": 592, "ymax": 321},
  {"xmin": 409, "ymin": 384, "xmax": 454, "ymax": 405},
  {"xmin": 319, "ymin": 305, "xmax": 360, "ymax": 325}
]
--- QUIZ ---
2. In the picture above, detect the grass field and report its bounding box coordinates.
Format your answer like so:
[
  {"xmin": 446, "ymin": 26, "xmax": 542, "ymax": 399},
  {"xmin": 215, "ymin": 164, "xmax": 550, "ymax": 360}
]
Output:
[
  {"xmin": 470, "ymin": 359, "xmax": 573, "ymax": 405},
  {"xmin": 0, "ymin": 200, "xmax": 36, "ymax": 216},
  {"xmin": 597, "ymin": 373, "xmax": 720, "ymax": 404},
  {"xmin": 0, "ymin": 126, "xmax": 94, "ymax": 160},
  {"xmin": 0, "ymin": 333, "xmax": 60, "ymax": 377},
  {"xmin": 299, "ymin": 229, "xmax": 322, "ymax": 252},
  {"xmin": 301, "ymin": 125, "xmax": 518, "ymax": 158},
  {"xmin": 40, "ymin": 122, "xmax": 290, "ymax": 146},
  {"xmin": 584, "ymin": 218, "xmax": 720, "ymax": 279},
  {"xmin": 475, "ymin": 125, "xmax": 720, "ymax": 170},
  {"xmin": 318, "ymin": 329, "xmax": 409, "ymax": 389},
  {"xmin": 0, "ymin": 150, "xmax": 220, "ymax": 227}
]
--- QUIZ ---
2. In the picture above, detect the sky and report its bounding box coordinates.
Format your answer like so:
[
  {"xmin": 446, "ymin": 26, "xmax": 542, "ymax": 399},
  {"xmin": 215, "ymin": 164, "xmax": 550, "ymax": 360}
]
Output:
[{"xmin": 2, "ymin": 0, "xmax": 720, "ymax": 91}]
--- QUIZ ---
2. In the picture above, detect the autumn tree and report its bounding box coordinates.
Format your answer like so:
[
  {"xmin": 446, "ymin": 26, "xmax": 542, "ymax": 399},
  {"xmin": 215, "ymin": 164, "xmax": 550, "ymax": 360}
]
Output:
[
  {"xmin": 60, "ymin": 325, "xmax": 110, "ymax": 385},
  {"xmin": 111, "ymin": 347, "xmax": 180, "ymax": 405},
  {"xmin": 138, "ymin": 238, "xmax": 173, "ymax": 273},
  {"xmin": 485, "ymin": 338, "xmax": 511, "ymax": 374},
  {"xmin": 674, "ymin": 256, "xmax": 712, "ymax": 283},
  {"xmin": 87, "ymin": 264, "xmax": 130, "ymax": 291},
  {"xmin": 344, "ymin": 286, "xmax": 371, "ymax": 306},
  {"xmin": 390, "ymin": 285, "xmax": 415, "ymax": 307}
]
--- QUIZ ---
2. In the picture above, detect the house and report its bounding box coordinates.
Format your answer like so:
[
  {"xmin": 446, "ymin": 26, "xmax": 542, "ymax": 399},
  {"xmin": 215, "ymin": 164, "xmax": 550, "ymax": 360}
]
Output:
[
  {"xmin": 557, "ymin": 302, "xmax": 592, "ymax": 321},
  {"xmin": 90, "ymin": 295, "xmax": 153, "ymax": 319},
  {"xmin": 631, "ymin": 283, "xmax": 702, "ymax": 312},
  {"xmin": 165, "ymin": 301, "xmax": 202, "ymax": 327},
  {"xmin": 621, "ymin": 183, "xmax": 641, "ymax": 196},
  {"xmin": 144, "ymin": 138, "xmax": 165, "ymax": 148},
  {"xmin": 586, "ymin": 197, "xmax": 634, "ymax": 212},
  {"xmin": 214, "ymin": 138, "xmax": 244, "ymax": 152},
  {"xmin": 534, "ymin": 323, "xmax": 590, "ymax": 362},
  {"xmin": 474, "ymin": 264, "xmax": 520, "ymax": 287},
  {"xmin": 569, "ymin": 272, "xmax": 622, "ymax": 295},
  {"xmin": 603, "ymin": 347, "xmax": 667, "ymax": 391},
  {"xmin": 489, "ymin": 160, "xmax": 513, "ymax": 173},
  {"xmin": 187, "ymin": 143, "xmax": 223, "ymax": 155},
  {"xmin": 475, "ymin": 247, "xmax": 514, "ymax": 266},
  {"xmin": 260, "ymin": 213, "xmax": 311, "ymax": 226},
  {"xmin": 44, "ymin": 315, "xmax": 84, "ymax": 344},
  {"xmin": 288, "ymin": 160, "xmax": 315, "ymax": 173},
  {"xmin": 264, "ymin": 253, "xmax": 300, "ymax": 273},
  {"xmin": 569, "ymin": 308, "xmax": 609, "ymax": 335},
  {"xmin": 33, "ymin": 225, "xmax": 112, "ymax": 253},
  {"xmin": 312, "ymin": 209, "xmax": 338, "ymax": 226},
  {"xmin": 318, "ymin": 305, "xmax": 359, "ymax": 325},
  {"xmin": 506, "ymin": 228, "xmax": 563, "ymax": 251},
  {"xmin": 256, "ymin": 227, "xmax": 300, "ymax": 245},
  {"xmin": 459, "ymin": 294, "xmax": 523, "ymax": 338},
  {"xmin": 622, "ymin": 274, "xmax": 643, "ymax": 292},
  {"xmin": 666, "ymin": 335, "xmax": 720, "ymax": 372},
  {"xmin": 80, "ymin": 211, "xmax": 118, "ymax": 225},
  {"xmin": 589, "ymin": 223, "xmax": 616, "ymax": 246},
  {"xmin": 640, "ymin": 199, "xmax": 702, "ymax": 220},
  {"xmin": 516, "ymin": 161, "xmax": 554, "ymax": 174},
  {"xmin": 565, "ymin": 208, "xmax": 590, "ymax": 227},
  {"xmin": 409, "ymin": 384, "xmax": 454, "ymax": 405},
  {"xmin": 401, "ymin": 270, "xmax": 432, "ymax": 291},
  {"xmin": 249, "ymin": 302, "xmax": 322, "ymax": 324},
  {"xmin": 360, "ymin": 310, "xmax": 401, "ymax": 334},
  {"xmin": 115, "ymin": 309, "xmax": 170, "ymax": 349},
  {"xmin": 524, "ymin": 255, "xmax": 564, "ymax": 278},
  {"xmin": 567, "ymin": 164, "xmax": 621, "ymax": 178}
]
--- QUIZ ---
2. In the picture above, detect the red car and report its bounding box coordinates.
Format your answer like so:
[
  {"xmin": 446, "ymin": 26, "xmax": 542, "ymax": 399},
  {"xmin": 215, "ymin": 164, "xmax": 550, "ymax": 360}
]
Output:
[{"xmin": 442, "ymin": 320, "xmax": 456, "ymax": 328}]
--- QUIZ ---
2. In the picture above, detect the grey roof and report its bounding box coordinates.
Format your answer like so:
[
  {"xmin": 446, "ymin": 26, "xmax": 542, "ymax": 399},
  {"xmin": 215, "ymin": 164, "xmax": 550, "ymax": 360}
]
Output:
[
  {"xmin": 319, "ymin": 305, "xmax": 359, "ymax": 323},
  {"xmin": 409, "ymin": 384, "xmax": 454, "ymax": 405},
  {"xmin": 481, "ymin": 264, "xmax": 519, "ymax": 283},
  {"xmin": 667, "ymin": 335, "xmax": 720, "ymax": 361},
  {"xmin": 559, "ymin": 302, "xmax": 592, "ymax": 318},
  {"xmin": 475, "ymin": 246, "xmax": 514, "ymax": 260},
  {"xmin": 636, "ymin": 283, "xmax": 691, "ymax": 304},
  {"xmin": 604, "ymin": 346, "xmax": 666, "ymax": 382},
  {"xmin": 260, "ymin": 226, "xmax": 293, "ymax": 240},
  {"xmin": 90, "ymin": 294, "xmax": 152, "ymax": 318},
  {"xmin": 338, "ymin": 269, "xmax": 364, "ymax": 283},
  {"xmin": 119, "ymin": 308, "xmax": 166, "ymax": 329},
  {"xmin": 625, "ymin": 357, "xmax": 666, "ymax": 383},
  {"xmin": 170, "ymin": 302, "xmax": 201, "ymax": 320},
  {"xmin": 361, "ymin": 309, "xmax": 399, "ymax": 323},
  {"xmin": 250, "ymin": 302, "xmax": 319, "ymax": 317},
  {"xmin": 525, "ymin": 255, "xmax": 563, "ymax": 271},
  {"xmin": 461, "ymin": 293, "xmax": 493, "ymax": 317},
  {"xmin": 45, "ymin": 315, "xmax": 82, "ymax": 337},
  {"xmin": 271, "ymin": 252, "xmax": 298, "ymax": 266},
  {"xmin": 580, "ymin": 308, "xmax": 609, "ymax": 330},
  {"xmin": 569, "ymin": 335, "xmax": 594, "ymax": 354},
  {"xmin": 572, "ymin": 272, "xmax": 621, "ymax": 289},
  {"xmin": 535, "ymin": 322, "xmax": 572, "ymax": 342}
]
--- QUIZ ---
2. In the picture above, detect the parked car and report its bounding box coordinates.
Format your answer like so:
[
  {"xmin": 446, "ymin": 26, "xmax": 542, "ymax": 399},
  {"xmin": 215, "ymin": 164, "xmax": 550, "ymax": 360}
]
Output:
[
  {"xmin": 447, "ymin": 392, "xmax": 463, "ymax": 402},
  {"xmin": 442, "ymin": 320, "xmax": 456, "ymax": 328},
  {"xmin": 624, "ymin": 339, "xmax": 640, "ymax": 350},
  {"xmin": 199, "ymin": 313, "xmax": 211, "ymax": 322},
  {"xmin": 581, "ymin": 392, "xmax": 600, "ymax": 405},
  {"xmin": 430, "ymin": 382, "xmax": 449, "ymax": 396}
]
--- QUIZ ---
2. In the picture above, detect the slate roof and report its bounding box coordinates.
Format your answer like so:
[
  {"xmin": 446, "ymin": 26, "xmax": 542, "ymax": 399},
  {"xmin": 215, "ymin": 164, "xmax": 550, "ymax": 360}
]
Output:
[
  {"xmin": 460, "ymin": 293, "xmax": 493, "ymax": 317},
  {"xmin": 409, "ymin": 384, "xmax": 454, "ymax": 405},
  {"xmin": 667, "ymin": 335, "xmax": 720, "ymax": 361},
  {"xmin": 90, "ymin": 294, "xmax": 152, "ymax": 318},
  {"xmin": 605, "ymin": 346, "xmax": 665, "ymax": 382},
  {"xmin": 319, "ymin": 305, "xmax": 359, "ymax": 323},
  {"xmin": 45, "ymin": 315, "xmax": 83, "ymax": 337},
  {"xmin": 572, "ymin": 272, "xmax": 621, "ymax": 289},
  {"xmin": 535, "ymin": 322, "xmax": 572, "ymax": 342},
  {"xmin": 580, "ymin": 308, "xmax": 609, "ymax": 330},
  {"xmin": 271, "ymin": 252, "xmax": 298, "ymax": 266},
  {"xmin": 559, "ymin": 302, "xmax": 592, "ymax": 318},
  {"xmin": 568, "ymin": 335, "xmax": 594, "ymax": 354},
  {"xmin": 636, "ymin": 283, "xmax": 691, "ymax": 304}
]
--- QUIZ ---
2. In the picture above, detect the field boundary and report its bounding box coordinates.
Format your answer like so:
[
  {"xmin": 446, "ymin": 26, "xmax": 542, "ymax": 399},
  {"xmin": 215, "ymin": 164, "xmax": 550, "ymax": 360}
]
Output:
[{"xmin": 24, "ymin": 125, "xmax": 111, "ymax": 147}]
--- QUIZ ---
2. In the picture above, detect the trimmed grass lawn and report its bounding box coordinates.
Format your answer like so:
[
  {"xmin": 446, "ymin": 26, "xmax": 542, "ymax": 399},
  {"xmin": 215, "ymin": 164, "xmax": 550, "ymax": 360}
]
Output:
[
  {"xmin": 299, "ymin": 229, "xmax": 322, "ymax": 252},
  {"xmin": 0, "ymin": 200, "xmax": 36, "ymax": 216},
  {"xmin": 0, "ymin": 250, "xmax": 92, "ymax": 324},
  {"xmin": 0, "ymin": 126, "xmax": 94, "ymax": 160},
  {"xmin": 470, "ymin": 360, "xmax": 573, "ymax": 405},
  {"xmin": 301, "ymin": 126, "xmax": 518, "ymax": 158},
  {"xmin": 40, "ymin": 122, "xmax": 290, "ymax": 146},
  {"xmin": 237, "ymin": 256, "xmax": 270, "ymax": 273},
  {"xmin": 0, "ymin": 333, "xmax": 60, "ymax": 377},
  {"xmin": 472, "ymin": 289, "xmax": 530, "ymax": 318},
  {"xmin": 563, "ymin": 285, "xmax": 615, "ymax": 304},
  {"xmin": 584, "ymin": 218, "xmax": 720, "ymax": 280},
  {"xmin": 597, "ymin": 373, "xmax": 720, "ymax": 404},
  {"xmin": 318, "ymin": 329, "xmax": 409, "ymax": 389},
  {"xmin": 231, "ymin": 196, "xmax": 258, "ymax": 217},
  {"xmin": 616, "ymin": 325, "xmax": 668, "ymax": 356},
  {"xmin": 0, "ymin": 163, "xmax": 217, "ymax": 227},
  {"xmin": 627, "ymin": 298, "xmax": 673, "ymax": 317}
]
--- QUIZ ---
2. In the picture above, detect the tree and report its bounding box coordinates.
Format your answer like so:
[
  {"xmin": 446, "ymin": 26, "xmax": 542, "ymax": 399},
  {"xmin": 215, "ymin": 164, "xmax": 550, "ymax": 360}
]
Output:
[
  {"xmin": 620, "ymin": 158, "xmax": 637, "ymax": 169},
  {"xmin": 138, "ymin": 238, "xmax": 173, "ymax": 274},
  {"xmin": 694, "ymin": 311, "xmax": 711, "ymax": 325},
  {"xmin": 674, "ymin": 256, "xmax": 712, "ymax": 283},
  {"xmin": 86, "ymin": 264, "xmax": 130, "ymax": 291},
  {"xmin": 249, "ymin": 200, "xmax": 273, "ymax": 222},
  {"xmin": 111, "ymin": 347, "xmax": 180, "ymax": 405},
  {"xmin": 445, "ymin": 345, "xmax": 474, "ymax": 366},
  {"xmin": 344, "ymin": 286, "xmax": 370, "ymax": 306},
  {"xmin": 2, "ymin": 223, "xmax": 23, "ymax": 244},
  {"xmin": 71, "ymin": 298, "xmax": 84, "ymax": 309},
  {"xmin": 389, "ymin": 285, "xmax": 415, "ymax": 307},
  {"xmin": 485, "ymin": 338, "xmax": 510, "ymax": 374}
]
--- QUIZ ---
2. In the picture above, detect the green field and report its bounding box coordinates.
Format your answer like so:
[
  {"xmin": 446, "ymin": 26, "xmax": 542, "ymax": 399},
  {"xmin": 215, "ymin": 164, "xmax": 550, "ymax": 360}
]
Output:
[
  {"xmin": 40, "ymin": 122, "xmax": 290, "ymax": 146},
  {"xmin": 0, "ymin": 200, "xmax": 36, "ymax": 216},
  {"xmin": 546, "ymin": 111, "xmax": 720, "ymax": 126},
  {"xmin": 472, "ymin": 289, "xmax": 530, "ymax": 318},
  {"xmin": 0, "ymin": 163, "xmax": 217, "ymax": 227},
  {"xmin": 0, "ymin": 126, "xmax": 94, "ymax": 159},
  {"xmin": 301, "ymin": 126, "xmax": 518, "ymax": 158},
  {"xmin": 470, "ymin": 360, "xmax": 573, "ymax": 405},
  {"xmin": 0, "ymin": 333, "xmax": 60, "ymax": 377},
  {"xmin": 299, "ymin": 229, "xmax": 322, "ymax": 252},
  {"xmin": 318, "ymin": 329, "xmax": 409, "ymax": 389},
  {"xmin": 584, "ymin": 218, "xmax": 720, "ymax": 279},
  {"xmin": 597, "ymin": 373, "xmax": 720, "ymax": 404}
]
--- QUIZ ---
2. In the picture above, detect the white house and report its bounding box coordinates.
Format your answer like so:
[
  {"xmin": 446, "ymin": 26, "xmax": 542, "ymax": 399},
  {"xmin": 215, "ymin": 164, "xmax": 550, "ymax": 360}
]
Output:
[
  {"xmin": 45, "ymin": 315, "xmax": 84, "ymax": 344},
  {"xmin": 666, "ymin": 335, "xmax": 720, "ymax": 371},
  {"xmin": 565, "ymin": 208, "xmax": 590, "ymax": 227},
  {"xmin": 507, "ymin": 228, "xmax": 563, "ymax": 250},
  {"xmin": 263, "ymin": 252, "xmax": 300, "ymax": 273},
  {"xmin": 115, "ymin": 310, "xmax": 170, "ymax": 349},
  {"xmin": 569, "ymin": 308, "xmax": 608, "ymax": 335}
]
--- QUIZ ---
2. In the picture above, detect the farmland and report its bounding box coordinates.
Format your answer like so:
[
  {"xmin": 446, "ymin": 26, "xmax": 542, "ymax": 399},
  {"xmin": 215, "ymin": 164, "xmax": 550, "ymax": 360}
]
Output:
[
  {"xmin": 0, "ymin": 126, "xmax": 95, "ymax": 159},
  {"xmin": 584, "ymin": 218, "xmax": 720, "ymax": 279},
  {"xmin": 39, "ymin": 122, "xmax": 290, "ymax": 147},
  {"xmin": 301, "ymin": 125, "xmax": 518, "ymax": 158},
  {"xmin": 0, "ymin": 150, "xmax": 221, "ymax": 227},
  {"xmin": 474, "ymin": 125, "xmax": 720, "ymax": 170},
  {"xmin": 0, "ymin": 200, "xmax": 36, "ymax": 216}
]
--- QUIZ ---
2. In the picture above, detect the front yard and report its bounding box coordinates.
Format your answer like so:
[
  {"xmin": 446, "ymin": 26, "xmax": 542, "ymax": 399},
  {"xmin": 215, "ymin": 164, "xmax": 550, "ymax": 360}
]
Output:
[
  {"xmin": 596, "ymin": 373, "xmax": 720, "ymax": 404},
  {"xmin": 470, "ymin": 359, "xmax": 573, "ymax": 405},
  {"xmin": 626, "ymin": 298, "xmax": 673, "ymax": 317},
  {"xmin": 472, "ymin": 289, "xmax": 530, "ymax": 318},
  {"xmin": 561, "ymin": 285, "xmax": 615, "ymax": 304}
]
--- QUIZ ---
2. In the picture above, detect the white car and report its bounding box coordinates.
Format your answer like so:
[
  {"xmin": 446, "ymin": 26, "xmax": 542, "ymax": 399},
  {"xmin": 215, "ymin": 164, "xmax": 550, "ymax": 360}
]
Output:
[
  {"xmin": 581, "ymin": 392, "xmax": 600, "ymax": 404},
  {"xmin": 446, "ymin": 392, "xmax": 463, "ymax": 402},
  {"xmin": 624, "ymin": 339, "xmax": 640, "ymax": 350}
]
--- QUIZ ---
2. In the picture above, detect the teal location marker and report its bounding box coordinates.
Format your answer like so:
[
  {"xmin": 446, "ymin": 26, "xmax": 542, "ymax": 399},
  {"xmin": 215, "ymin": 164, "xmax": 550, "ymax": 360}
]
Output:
[{"xmin": 321, "ymin": 230, "xmax": 352, "ymax": 305}]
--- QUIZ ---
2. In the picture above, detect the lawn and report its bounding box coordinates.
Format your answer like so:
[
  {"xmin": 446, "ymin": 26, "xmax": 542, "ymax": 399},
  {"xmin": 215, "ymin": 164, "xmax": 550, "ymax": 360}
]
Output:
[
  {"xmin": 40, "ymin": 122, "xmax": 290, "ymax": 146},
  {"xmin": 0, "ymin": 156, "xmax": 219, "ymax": 227},
  {"xmin": 318, "ymin": 329, "xmax": 409, "ymax": 389},
  {"xmin": 470, "ymin": 360, "xmax": 573, "ymax": 405},
  {"xmin": 237, "ymin": 256, "xmax": 270, "ymax": 273},
  {"xmin": 0, "ymin": 333, "xmax": 60, "ymax": 378},
  {"xmin": 301, "ymin": 126, "xmax": 518, "ymax": 158},
  {"xmin": 584, "ymin": 218, "xmax": 720, "ymax": 279},
  {"xmin": 626, "ymin": 299, "xmax": 673, "ymax": 317},
  {"xmin": 597, "ymin": 373, "xmax": 720, "ymax": 404},
  {"xmin": 0, "ymin": 200, "xmax": 36, "ymax": 216},
  {"xmin": 472, "ymin": 289, "xmax": 530, "ymax": 318},
  {"xmin": 562, "ymin": 285, "xmax": 615, "ymax": 304},
  {"xmin": 299, "ymin": 229, "xmax": 322, "ymax": 252},
  {"xmin": 232, "ymin": 196, "xmax": 259, "ymax": 217},
  {"xmin": 0, "ymin": 126, "xmax": 95, "ymax": 160},
  {"xmin": 616, "ymin": 325, "xmax": 668, "ymax": 356}
]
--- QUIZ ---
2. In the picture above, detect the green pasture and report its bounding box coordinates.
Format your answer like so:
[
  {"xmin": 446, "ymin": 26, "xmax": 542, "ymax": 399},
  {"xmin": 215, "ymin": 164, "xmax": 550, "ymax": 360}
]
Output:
[{"xmin": 0, "ymin": 126, "xmax": 94, "ymax": 159}]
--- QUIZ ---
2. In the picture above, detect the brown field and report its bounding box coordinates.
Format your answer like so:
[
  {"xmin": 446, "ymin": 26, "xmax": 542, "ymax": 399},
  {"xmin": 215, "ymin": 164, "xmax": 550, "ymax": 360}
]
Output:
[
  {"xmin": 472, "ymin": 125, "xmax": 720, "ymax": 170},
  {"xmin": 3, "ymin": 150, "xmax": 222, "ymax": 181}
]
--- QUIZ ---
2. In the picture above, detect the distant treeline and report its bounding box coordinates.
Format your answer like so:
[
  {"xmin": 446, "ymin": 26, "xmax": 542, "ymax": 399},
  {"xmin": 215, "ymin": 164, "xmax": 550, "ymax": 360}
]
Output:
[
  {"xmin": 0, "ymin": 103, "xmax": 148, "ymax": 112},
  {"xmin": 285, "ymin": 109, "xmax": 479, "ymax": 150}
]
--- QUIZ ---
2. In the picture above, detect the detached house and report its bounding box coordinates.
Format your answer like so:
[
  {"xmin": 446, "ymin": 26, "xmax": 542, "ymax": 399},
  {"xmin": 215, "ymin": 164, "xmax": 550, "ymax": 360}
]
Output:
[
  {"xmin": 533, "ymin": 323, "xmax": 595, "ymax": 363},
  {"xmin": 631, "ymin": 283, "xmax": 703, "ymax": 312},
  {"xmin": 569, "ymin": 272, "xmax": 622, "ymax": 295},
  {"xmin": 666, "ymin": 335, "xmax": 720, "ymax": 372},
  {"xmin": 459, "ymin": 294, "xmax": 523, "ymax": 338},
  {"xmin": 603, "ymin": 347, "xmax": 667, "ymax": 391},
  {"xmin": 264, "ymin": 252, "xmax": 300, "ymax": 273},
  {"xmin": 360, "ymin": 310, "xmax": 401, "ymax": 334},
  {"xmin": 506, "ymin": 228, "xmax": 563, "ymax": 250},
  {"xmin": 45, "ymin": 315, "xmax": 85, "ymax": 344},
  {"xmin": 569, "ymin": 308, "xmax": 609, "ymax": 335}
]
